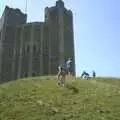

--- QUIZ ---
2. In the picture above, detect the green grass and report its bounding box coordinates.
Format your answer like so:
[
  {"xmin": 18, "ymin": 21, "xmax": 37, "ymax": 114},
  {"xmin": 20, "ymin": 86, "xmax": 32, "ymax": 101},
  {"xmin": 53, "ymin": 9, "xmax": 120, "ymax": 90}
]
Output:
[{"xmin": 0, "ymin": 76, "xmax": 120, "ymax": 120}]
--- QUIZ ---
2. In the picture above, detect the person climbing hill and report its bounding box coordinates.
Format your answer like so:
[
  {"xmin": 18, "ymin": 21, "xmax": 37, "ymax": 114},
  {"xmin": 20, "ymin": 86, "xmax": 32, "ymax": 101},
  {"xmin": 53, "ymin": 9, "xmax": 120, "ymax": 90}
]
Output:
[
  {"xmin": 66, "ymin": 58, "xmax": 72, "ymax": 76},
  {"xmin": 57, "ymin": 65, "xmax": 67, "ymax": 87}
]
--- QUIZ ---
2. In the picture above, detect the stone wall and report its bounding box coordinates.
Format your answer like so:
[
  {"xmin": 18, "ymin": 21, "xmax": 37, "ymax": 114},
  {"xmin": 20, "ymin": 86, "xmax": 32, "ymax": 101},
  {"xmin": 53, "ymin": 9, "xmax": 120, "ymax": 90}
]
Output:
[{"xmin": 13, "ymin": 22, "xmax": 49, "ymax": 79}]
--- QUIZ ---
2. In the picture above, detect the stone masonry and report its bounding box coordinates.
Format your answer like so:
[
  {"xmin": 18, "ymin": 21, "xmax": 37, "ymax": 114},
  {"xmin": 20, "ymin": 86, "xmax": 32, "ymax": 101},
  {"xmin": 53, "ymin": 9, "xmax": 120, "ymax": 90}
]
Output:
[{"xmin": 0, "ymin": 0, "xmax": 75, "ymax": 82}]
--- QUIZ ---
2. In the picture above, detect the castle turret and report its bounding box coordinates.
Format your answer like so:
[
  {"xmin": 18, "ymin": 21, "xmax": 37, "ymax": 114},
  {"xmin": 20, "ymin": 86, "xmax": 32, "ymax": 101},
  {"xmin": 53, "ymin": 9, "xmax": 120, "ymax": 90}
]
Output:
[
  {"xmin": 45, "ymin": 0, "xmax": 75, "ymax": 75},
  {"xmin": 0, "ymin": 6, "xmax": 26, "ymax": 82},
  {"xmin": 56, "ymin": 0, "xmax": 64, "ymax": 8}
]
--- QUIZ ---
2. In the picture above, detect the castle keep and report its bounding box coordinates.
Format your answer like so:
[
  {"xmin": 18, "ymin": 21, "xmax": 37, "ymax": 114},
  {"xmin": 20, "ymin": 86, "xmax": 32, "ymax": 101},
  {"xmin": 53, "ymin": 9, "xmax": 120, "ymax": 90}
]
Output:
[{"xmin": 0, "ymin": 0, "xmax": 75, "ymax": 82}]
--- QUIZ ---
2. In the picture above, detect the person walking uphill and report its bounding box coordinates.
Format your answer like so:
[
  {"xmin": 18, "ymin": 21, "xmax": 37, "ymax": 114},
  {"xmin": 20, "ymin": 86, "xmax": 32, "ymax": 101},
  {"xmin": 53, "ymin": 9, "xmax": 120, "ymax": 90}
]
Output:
[
  {"xmin": 66, "ymin": 58, "xmax": 72, "ymax": 76},
  {"xmin": 57, "ymin": 65, "xmax": 67, "ymax": 87}
]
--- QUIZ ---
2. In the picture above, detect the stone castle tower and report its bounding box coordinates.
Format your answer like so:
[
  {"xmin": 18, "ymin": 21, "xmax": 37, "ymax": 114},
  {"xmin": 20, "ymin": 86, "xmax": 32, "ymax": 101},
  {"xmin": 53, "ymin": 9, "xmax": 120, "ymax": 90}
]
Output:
[{"xmin": 0, "ymin": 0, "xmax": 75, "ymax": 82}]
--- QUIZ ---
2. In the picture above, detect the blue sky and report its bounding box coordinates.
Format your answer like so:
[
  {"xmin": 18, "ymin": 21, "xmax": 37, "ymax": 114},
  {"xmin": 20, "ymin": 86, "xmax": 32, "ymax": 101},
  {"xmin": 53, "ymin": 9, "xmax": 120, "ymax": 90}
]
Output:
[{"xmin": 0, "ymin": 0, "xmax": 120, "ymax": 77}]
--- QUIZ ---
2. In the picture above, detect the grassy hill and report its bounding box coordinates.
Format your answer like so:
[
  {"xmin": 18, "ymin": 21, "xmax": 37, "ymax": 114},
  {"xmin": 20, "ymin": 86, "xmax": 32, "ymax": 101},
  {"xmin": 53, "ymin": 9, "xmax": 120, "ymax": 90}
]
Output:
[{"xmin": 0, "ymin": 76, "xmax": 120, "ymax": 120}]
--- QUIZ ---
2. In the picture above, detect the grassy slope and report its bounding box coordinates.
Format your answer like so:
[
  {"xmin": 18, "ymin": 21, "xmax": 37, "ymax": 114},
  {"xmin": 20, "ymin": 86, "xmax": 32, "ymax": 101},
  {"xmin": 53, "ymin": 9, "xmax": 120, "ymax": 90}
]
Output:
[{"xmin": 0, "ymin": 76, "xmax": 120, "ymax": 120}]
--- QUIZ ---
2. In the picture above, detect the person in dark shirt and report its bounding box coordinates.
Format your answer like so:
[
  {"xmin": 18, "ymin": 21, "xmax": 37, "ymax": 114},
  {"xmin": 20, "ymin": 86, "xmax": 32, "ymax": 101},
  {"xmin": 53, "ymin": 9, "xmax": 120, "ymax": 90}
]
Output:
[{"xmin": 92, "ymin": 71, "xmax": 96, "ymax": 78}]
